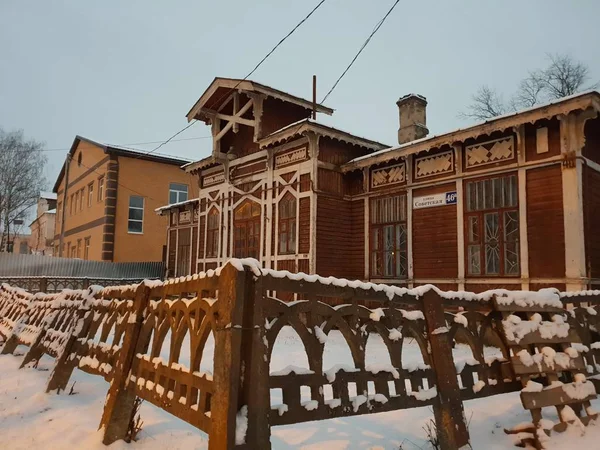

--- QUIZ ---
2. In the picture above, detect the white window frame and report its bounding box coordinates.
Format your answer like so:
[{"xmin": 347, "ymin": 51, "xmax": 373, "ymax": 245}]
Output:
[
  {"xmin": 169, "ymin": 183, "xmax": 189, "ymax": 204},
  {"xmin": 88, "ymin": 182, "xmax": 94, "ymax": 207},
  {"xmin": 128, "ymin": 195, "xmax": 144, "ymax": 234},
  {"xmin": 98, "ymin": 176, "xmax": 105, "ymax": 202}
]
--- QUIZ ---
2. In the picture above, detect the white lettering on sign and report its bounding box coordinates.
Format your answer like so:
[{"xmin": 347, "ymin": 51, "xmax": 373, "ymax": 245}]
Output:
[{"xmin": 413, "ymin": 191, "xmax": 457, "ymax": 209}]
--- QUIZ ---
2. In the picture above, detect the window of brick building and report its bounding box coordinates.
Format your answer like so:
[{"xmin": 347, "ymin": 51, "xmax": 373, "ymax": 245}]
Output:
[
  {"xmin": 233, "ymin": 200, "xmax": 260, "ymax": 259},
  {"xmin": 128, "ymin": 195, "xmax": 144, "ymax": 233},
  {"xmin": 80, "ymin": 188, "xmax": 84, "ymax": 211},
  {"xmin": 465, "ymin": 174, "xmax": 519, "ymax": 276},
  {"xmin": 98, "ymin": 176, "xmax": 105, "ymax": 202},
  {"xmin": 169, "ymin": 183, "xmax": 188, "ymax": 204},
  {"xmin": 84, "ymin": 237, "xmax": 90, "ymax": 260},
  {"xmin": 206, "ymin": 208, "xmax": 219, "ymax": 258},
  {"xmin": 76, "ymin": 239, "xmax": 82, "ymax": 259},
  {"xmin": 370, "ymin": 195, "xmax": 408, "ymax": 279},
  {"xmin": 88, "ymin": 182, "xmax": 94, "ymax": 207},
  {"xmin": 278, "ymin": 193, "xmax": 296, "ymax": 255}
]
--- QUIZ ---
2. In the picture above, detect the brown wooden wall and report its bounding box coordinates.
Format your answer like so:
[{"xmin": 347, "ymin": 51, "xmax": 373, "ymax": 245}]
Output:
[
  {"xmin": 191, "ymin": 227, "xmax": 198, "ymax": 272},
  {"xmin": 168, "ymin": 229, "xmax": 176, "ymax": 277},
  {"xmin": 299, "ymin": 197, "xmax": 310, "ymax": 254},
  {"xmin": 584, "ymin": 166, "xmax": 600, "ymax": 279},
  {"xmin": 198, "ymin": 215, "xmax": 205, "ymax": 260},
  {"xmin": 412, "ymin": 184, "xmax": 458, "ymax": 279},
  {"xmin": 583, "ymin": 116, "xmax": 600, "ymax": 165},
  {"xmin": 526, "ymin": 165, "xmax": 566, "ymax": 278},
  {"xmin": 260, "ymin": 98, "xmax": 310, "ymax": 137},
  {"xmin": 318, "ymin": 137, "xmax": 372, "ymax": 165},
  {"xmin": 316, "ymin": 195, "xmax": 352, "ymax": 278},
  {"xmin": 349, "ymin": 199, "xmax": 365, "ymax": 279},
  {"xmin": 524, "ymin": 118, "xmax": 561, "ymax": 162},
  {"xmin": 317, "ymin": 168, "xmax": 344, "ymax": 195},
  {"xmin": 220, "ymin": 121, "xmax": 258, "ymax": 158},
  {"xmin": 465, "ymin": 283, "xmax": 520, "ymax": 292}
]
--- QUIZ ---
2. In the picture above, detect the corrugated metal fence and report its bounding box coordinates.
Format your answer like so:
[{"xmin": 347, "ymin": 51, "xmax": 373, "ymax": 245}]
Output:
[{"xmin": 0, "ymin": 253, "xmax": 164, "ymax": 280}]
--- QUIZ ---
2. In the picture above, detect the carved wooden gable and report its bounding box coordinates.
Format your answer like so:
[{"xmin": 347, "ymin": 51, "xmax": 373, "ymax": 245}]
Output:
[
  {"xmin": 275, "ymin": 147, "xmax": 308, "ymax": 168},
  {"xmin": 370, "ymin": 162, "xmax": 406, "ymax": 189},
  {"xmin": 202, "ymin": 171, "xmax": 225, "ymax": 188},
  {"xmin": 465, "ymin": 136, "xmax": 514, "ymax": 169},
  {"xmin": 414, "ymin": 150, "xmax": 454, "ymax": 179}
]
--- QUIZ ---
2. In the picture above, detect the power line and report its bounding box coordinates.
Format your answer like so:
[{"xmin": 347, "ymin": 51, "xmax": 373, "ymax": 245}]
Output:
[
  {"xmin": 321, "ymin": 0, "xmax": 401, "ymax": 103},
  {"xmin": 34, "ymin": 135, "xmax": 213, "ymax": 153},
  {"xmin": 136, "ymin": 0, "xmax": 328, "ymax": 161},
  {"xmin": 274, "ymin": 0, "xmax": 401, "ymax": 149}
]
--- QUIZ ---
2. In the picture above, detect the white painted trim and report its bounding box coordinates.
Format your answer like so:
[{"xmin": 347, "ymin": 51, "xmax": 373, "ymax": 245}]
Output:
[
  {"xmin": 195, "ymin": 212, "xmax": 201, "ymax": 273},
  {"xmin": 406, "ymin": 156, "xmax": 414, "ymax": 288},
  {"xmin": 560, "ymin": 116, "xmax": 586, "ymax": 290},
  {"xmin": 359, "ymin": 155, "xmax": 564, "ymax": 199},
  {"xmin": 227, "ymin": 150, "xmax": 269, "ymax": 168},
  {"xmin": 265, "ymin": 150, "xmax": 274, "ymax": 269},
  {"xmin": 295, "ymin": 190, "xmax": 300, "ymax": 257},
  {"xmin": 456, "ymin": 179, "xmax": 465, "ymax": 290},
  {"xmin": 515, "ymin": 126, "xmax": 529, "ymax": 290},
  {"xmin": 166, "ymin": 217, "xmax": 171, "ymax": 274},
  {"xmin": 454, "ymin": 145, "xmax": 465, "ymax": 290},
  {"xmin": 222, "ymin": 192, "xmax": 229, "ymax": 261},
  {"xmin": 583, "ymin": 156, "xmax": 600, "ymax": 173},
  {"xmin": 188, "ymin": 226, "xmax": 193, "ymax": 276},
  {"xmin": 202, "ymin": 206, "xmax": 209, "ymax": 272},
  {"xmin": 518, "ymin": 168, "xmax": 529, "ymax": 290},
  {"xmin": 562, "ymin": 159, "xmax": 586, "ymax": 283},
  {"xmin": 173, "ymin": 226, "xmax": 179, "ymax": 276},
  {"xmin": 364, "ymin": 196, "xmax": 369, "ymax": 279}
]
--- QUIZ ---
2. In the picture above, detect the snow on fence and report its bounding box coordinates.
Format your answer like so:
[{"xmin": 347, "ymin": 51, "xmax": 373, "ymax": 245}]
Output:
[{"xmin": 1, "ymin": 260, "xmax": 600, "ymax": 450}]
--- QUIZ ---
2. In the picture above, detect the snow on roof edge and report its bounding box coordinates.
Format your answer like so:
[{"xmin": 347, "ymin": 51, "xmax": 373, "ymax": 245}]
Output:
[
  {"xmin": 260, "ymin": 118, "xmax": 389, "ymax": 149},
  {"xmin": 155, "ymin": 198, "xmax": 199, "ymax": 213},
  {"xmin": 40, "ymin": 191, "xmax": 57, "ymax": 200},
  {"xmin": 349, "ymin": 89, "xmax": 600, "ymax": 164}
]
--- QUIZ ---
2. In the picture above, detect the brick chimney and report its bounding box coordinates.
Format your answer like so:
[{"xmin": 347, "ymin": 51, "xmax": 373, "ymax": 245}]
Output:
[{"xmin": 397, "ymin": 94, "xmax": 429, "ymax": 145}]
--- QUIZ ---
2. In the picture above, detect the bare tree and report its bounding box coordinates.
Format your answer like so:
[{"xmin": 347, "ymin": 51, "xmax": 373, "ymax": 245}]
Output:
[
  {"xmin": 462, "ymin": 53, "xmax": 598, "ymax": 120},
  {"xmin": 538, "ymin": 53, "xmax": 596, "ymax": 99},
  {"xmin": 512, "ymin": 75, "xmax": 545, "ymax": 109},
  {"xmin": 460, "ymin": 85, "xmax": 507, "ymax": 121},
  {"xmin": 0, "ymin": 129, "xmax": 47, "ymax": 252}
]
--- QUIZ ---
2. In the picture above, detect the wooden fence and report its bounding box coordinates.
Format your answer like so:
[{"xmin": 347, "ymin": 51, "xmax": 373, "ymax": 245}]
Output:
[{"xmin": 1, "ymin": 260, "xmax": 600, "ymax": 450}]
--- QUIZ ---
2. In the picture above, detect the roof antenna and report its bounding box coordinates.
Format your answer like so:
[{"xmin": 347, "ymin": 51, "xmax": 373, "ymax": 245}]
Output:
[{"xmin": 312, "ymin": 75, "xmax": 317, "ymax": 120}]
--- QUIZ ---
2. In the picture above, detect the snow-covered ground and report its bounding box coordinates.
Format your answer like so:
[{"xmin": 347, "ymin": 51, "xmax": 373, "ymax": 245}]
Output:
[{"xmin": 0, "ymin": 327, "xmax": 599, "ymax": 449}]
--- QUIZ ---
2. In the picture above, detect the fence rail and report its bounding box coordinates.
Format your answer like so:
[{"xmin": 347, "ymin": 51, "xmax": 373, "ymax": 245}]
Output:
[{"xmin": 1, "ymin": 261, "xmax": 600, "ymax": 449}]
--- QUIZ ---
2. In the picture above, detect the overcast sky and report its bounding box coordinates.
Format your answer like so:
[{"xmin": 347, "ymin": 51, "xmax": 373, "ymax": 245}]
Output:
[{"xmin": 1, "ymin": 0, "xmax": 599, "ymax": 188}]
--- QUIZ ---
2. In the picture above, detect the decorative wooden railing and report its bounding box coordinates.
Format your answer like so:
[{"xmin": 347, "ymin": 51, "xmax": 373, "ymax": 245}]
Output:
[{"xmin": 1, "ymin": 261, "xmax": 599, "ymax": 450}]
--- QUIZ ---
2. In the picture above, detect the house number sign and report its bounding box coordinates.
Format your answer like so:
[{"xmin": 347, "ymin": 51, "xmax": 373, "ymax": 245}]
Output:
[{"xmin": 413, "ymin": 191, "xmax": 457, "ymax": 209}]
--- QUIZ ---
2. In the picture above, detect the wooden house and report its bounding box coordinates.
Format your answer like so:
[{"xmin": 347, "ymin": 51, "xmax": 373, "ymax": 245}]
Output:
[{"xmin": 159, "ymin": 77, "xmax": 600, "ymax": 292}]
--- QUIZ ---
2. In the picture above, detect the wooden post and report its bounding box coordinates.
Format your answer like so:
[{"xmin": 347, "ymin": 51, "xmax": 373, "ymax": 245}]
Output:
[
  {"xmin": 99, "ymin": 283, "xmax": 151, "ymax": 445},
  {"xmin": 46, "ymin": 305, "xmax": 94, "ymax": 392},
  {"xmin": 421, "ymin": 289, "xmax": 471, "ymax": 450},
  {"xmin": 239, "ymin": 270, "xmax": 271, "ymax": 448},
  {"xmin": 209, "ymin": 263, "xmax": 249, "ymax": 450},
  {"xmin": 40, "ymin": 277, "xmax": 48, "ymax": 293}
]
